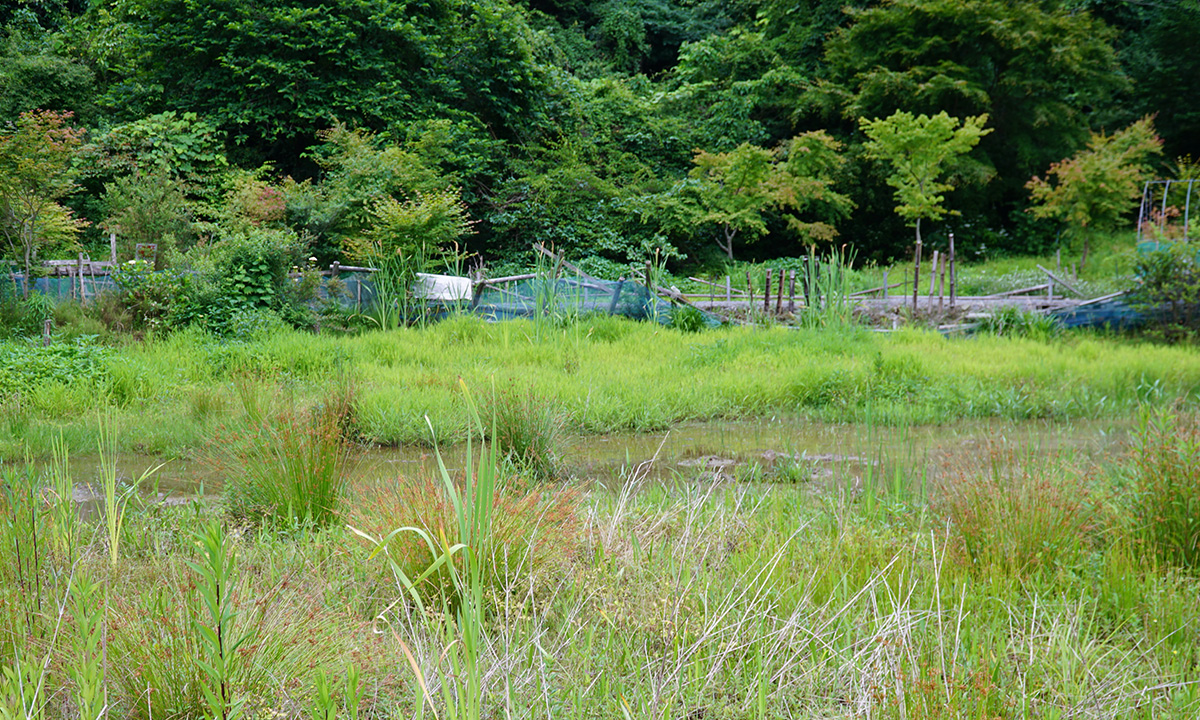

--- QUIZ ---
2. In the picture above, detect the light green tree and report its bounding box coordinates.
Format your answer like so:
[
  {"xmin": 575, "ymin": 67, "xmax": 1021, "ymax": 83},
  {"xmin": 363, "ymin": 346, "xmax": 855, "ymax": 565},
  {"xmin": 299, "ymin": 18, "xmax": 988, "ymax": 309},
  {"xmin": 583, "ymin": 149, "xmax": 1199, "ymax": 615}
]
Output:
[
  {"xmin": 1026, "ymin": 116, "xmax": 1162, "ymax": 267},
  {"xmin": 667, "ymin": 131, "xmax": 852, "ymax": 261},
  {"xmin": 859, "ymin": 110, "xmax": 991, "ymax": 247}
]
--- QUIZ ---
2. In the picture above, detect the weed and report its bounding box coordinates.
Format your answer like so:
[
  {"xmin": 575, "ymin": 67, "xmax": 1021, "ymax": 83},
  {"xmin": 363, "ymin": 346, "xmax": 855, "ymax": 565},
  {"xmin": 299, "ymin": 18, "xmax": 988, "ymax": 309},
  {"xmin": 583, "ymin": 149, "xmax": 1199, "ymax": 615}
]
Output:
[
  {"xmin": 485, "ymin": 384, "xmax": 566, "ymax": 483},
  {"xmin": 211, "ymin": 379, "xmax": 355, "ymax": 527},
  {"xmin": 935, "ymin": 443, "xmax": 1099, "ymax": 579},
  {"xmin": 1128, "ymin": 409, "xmax": 1200, "ymax": 569}
]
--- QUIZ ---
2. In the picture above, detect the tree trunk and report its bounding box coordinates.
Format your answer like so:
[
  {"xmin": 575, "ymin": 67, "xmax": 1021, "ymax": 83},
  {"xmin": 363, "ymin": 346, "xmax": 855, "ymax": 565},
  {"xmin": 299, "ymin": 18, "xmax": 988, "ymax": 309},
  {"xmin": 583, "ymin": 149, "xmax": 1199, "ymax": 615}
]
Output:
[{"xmin": 716, "ymin": 225, "xmax": 738, "ymax": 261}]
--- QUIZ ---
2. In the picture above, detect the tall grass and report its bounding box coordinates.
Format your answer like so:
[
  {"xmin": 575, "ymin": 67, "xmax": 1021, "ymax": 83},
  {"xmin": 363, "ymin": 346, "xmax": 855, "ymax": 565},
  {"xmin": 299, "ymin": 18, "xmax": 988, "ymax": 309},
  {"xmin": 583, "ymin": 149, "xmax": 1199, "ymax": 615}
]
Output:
[
  {"xmin": 210, "ymin": 379, "xmax": 355, "ymax": 527},
  {"xmin": 1128, "ymin": 408, "xmax": 1200, "ymax": 569}
]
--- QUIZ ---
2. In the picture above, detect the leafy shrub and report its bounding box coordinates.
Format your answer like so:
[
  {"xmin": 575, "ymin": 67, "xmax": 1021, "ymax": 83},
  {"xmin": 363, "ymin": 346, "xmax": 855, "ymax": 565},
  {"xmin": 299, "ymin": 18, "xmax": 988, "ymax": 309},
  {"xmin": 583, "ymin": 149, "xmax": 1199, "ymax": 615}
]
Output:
[
  {"xmin": 1128, "ymin": 409, "xmax": 1200, "ymax": 569},
  {"xmin": 110, "ymin": 260, "xmax": 191, "ymax": 331},
  {"xmin": 935, "ymin": 444, "xmax": 1098, "ymax": 578},
  {"xmin": 1131, "ymin": 244, "xmax": 1199, "ymax": 342}
]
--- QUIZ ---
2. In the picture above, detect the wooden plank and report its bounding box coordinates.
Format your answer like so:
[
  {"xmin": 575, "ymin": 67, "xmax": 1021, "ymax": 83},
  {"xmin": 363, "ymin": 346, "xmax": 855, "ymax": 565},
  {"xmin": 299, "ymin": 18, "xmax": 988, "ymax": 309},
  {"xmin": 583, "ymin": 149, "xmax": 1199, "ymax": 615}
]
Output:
[{"xmin": 1036, "ymin": 264, "xmax": 1085, "ymax": 297}]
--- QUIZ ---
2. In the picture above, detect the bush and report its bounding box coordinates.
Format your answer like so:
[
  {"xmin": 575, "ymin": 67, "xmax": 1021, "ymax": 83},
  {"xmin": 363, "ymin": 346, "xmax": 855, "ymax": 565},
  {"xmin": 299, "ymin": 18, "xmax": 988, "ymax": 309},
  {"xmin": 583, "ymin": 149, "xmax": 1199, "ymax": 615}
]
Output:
[
  {"xmin": 1132, "ymin": 244, "xmax": 1200, "ymax": 342},
  {"xmin": 1128, "ymin": 409, "xmax": 1200, "ymax": 569}
]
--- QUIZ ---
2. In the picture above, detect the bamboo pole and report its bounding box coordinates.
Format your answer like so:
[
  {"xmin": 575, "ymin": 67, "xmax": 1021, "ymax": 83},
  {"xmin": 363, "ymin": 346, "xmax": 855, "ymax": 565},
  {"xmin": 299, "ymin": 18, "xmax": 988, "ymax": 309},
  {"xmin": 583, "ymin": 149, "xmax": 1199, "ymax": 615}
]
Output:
[
  {"xmin": 764, "ymin": 268, "xmax": 772, "ymax": 312},
  {"xmin": 776, "ymin": 268, "xmax": 784, "ymax": 314},
  {"xmin": 948, "ymin": 232, "xmax": 956, "ymax": 309},
  {"xmin": 788, "ymin": 269, "xmax": 795, "ymax": 312},
  {"xmin": 912, "ymin": 239, "xmax": 922, "ymax": 312}
]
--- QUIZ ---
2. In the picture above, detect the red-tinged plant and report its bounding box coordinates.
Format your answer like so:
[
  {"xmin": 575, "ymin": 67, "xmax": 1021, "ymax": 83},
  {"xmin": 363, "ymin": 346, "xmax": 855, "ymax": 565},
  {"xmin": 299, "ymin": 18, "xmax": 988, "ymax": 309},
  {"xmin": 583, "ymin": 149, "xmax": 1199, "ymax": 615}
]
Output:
[
  {"xmin": 935, "ymin": 444, "xmax": 1098, "ymax": 579},
  {"xmin": 0, "ymin": 110, "xmax": 88, "ymax": 291},
  {"xmin": 1129, "ymin": 409, "xmax": 1200, "ymax": 569}
]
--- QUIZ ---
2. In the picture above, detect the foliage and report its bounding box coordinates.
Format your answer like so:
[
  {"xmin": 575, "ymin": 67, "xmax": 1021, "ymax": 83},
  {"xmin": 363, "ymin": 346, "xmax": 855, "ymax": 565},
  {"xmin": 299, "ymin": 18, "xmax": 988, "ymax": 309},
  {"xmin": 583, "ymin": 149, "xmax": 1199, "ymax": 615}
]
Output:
[
  {"xmin": 1128, "ymin": 409, "xmax": 1200, "ymax": 569},
  {"xmin": 0, "ymin": 46, "xmax": 97, "ymax": 124},
  {"xmin": 284, "ymin": 124, "xmax": 449, "ymax": 260},
  {"xmin": 485, "ymin": 384, "xmax": 566, "ymax": 483},
  {"xmin": 101, "ymin": 166, "xmax": 199, "ymax": 264},
  {"xmin": 1027, "ymin": 116, "xmax": 1163, "ymax": 265},
  {"xmin": 210, "ymin": 380, "xmax": 355, "ymax": 527},
  {"xmin": 107, "ymin": 0, "xmax": 552, "ymax": 169},
  {"xmin": 975, "ymin": 305, "xmax": 1064, "ymax": 341},
  {"xmin": 819, "ymin": 0, "xmax": 1124, "ymax": 224},
  {"xmin": 859, "ymin": 110, "xmax": 991, "ymax": 245},
  {"xmin": 186, "ymin": 520, "xmax": 252, "ymax": 720},
  {"xmin": 0, "ymin": 109, "xmax": 86, "ymax": 290},
  {"xmin": 662, "ymin": 132, "xmax": 852, "ymax": 260},
  {"xmin": 346, "ymin": 188, "xmax": 475, "ymax": 265},
  {"xmin": 0, "ymin": 337, "xmax": 110, "ymax": 397},
  {"xmin": 1131, "ymin": 243, "xmax": 1200, "ymax": 342},
  {"xmin": 0, "ymin": 291, "xmax": 53, "ymax": 339}
]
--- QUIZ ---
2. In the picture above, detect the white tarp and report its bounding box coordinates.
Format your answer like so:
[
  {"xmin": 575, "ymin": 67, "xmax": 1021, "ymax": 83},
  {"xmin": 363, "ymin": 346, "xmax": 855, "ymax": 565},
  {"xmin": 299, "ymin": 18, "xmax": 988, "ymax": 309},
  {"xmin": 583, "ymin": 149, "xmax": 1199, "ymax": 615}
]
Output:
[{"xmin": 414, "ymin": 273, "xmax": 473, "ymax": 302}]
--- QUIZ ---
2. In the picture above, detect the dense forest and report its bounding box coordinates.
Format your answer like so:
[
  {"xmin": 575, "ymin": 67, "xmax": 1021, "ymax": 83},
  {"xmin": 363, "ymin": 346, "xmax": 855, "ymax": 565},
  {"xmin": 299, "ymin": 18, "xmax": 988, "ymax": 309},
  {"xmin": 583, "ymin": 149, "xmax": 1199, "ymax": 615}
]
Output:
[{"xmin": 2, "ymin": 0, "xmax": 1198, "ymax": 278}]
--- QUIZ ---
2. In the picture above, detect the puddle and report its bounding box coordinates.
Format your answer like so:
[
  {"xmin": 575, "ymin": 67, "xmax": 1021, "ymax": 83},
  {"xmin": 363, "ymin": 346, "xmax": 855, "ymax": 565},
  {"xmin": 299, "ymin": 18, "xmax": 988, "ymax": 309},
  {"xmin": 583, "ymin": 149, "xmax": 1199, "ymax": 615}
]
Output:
[{"xmin": 54, "ymin": 415, "xmax": 1132, "ymax": 509}]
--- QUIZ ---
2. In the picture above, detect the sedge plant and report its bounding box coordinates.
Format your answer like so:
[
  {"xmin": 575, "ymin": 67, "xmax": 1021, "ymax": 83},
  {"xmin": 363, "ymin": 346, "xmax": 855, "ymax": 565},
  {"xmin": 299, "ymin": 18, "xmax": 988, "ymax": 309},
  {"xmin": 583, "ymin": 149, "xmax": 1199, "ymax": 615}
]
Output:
[{"xmin": 351, "ymin": 380, "xmax": 500, "ymax": 720}]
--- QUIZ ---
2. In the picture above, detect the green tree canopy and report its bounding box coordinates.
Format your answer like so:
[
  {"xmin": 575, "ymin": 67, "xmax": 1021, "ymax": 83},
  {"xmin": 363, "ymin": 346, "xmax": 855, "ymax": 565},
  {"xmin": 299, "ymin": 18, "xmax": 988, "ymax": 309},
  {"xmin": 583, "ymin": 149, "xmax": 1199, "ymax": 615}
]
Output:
[
  {"xmin": 105, "ymin": 0, "xmax": 554, "ymax": 171},
  {"xmin": 662, "ymin": 131, "xmax": 852, "ymax": 260},
  {"xmin": 860, "ymin": 110, "xmax": 991, "ymax": 246},
  {"xmin": 818, "ymin": 0, "xmax": 1124, "ymax": 219}
]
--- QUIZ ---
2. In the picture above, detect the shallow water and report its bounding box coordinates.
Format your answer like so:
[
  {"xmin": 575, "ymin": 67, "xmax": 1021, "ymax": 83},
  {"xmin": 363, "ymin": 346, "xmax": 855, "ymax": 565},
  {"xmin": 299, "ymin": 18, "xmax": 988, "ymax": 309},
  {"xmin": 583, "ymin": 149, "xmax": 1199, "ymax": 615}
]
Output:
[{"xmin": 64, "ymin": 415, "xmax": 1132, "ymax": 507}]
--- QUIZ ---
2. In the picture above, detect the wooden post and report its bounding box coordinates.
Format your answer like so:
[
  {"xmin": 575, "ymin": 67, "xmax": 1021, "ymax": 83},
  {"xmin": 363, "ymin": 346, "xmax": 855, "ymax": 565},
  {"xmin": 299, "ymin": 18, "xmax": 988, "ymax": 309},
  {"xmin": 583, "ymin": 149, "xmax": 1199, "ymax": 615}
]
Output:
[
  {"xmin": 745, "ymin": 271, "xmax": 753, "ymax": 309},
  {"xmin": 645, "ymin": 261, "xmax": 653, "ymax": 292},
  {"xmin": 78, "ymin": 253, "xmax": 85, "ymax": 302},
  {"xmin": 788, "ymin": 269, "xmax": 796, "ymax": 312},
  {"xmin": 912, "ymin": 239, "xmax": 922, "ymax": 312},
  {"xmin": 764, "ymin": 268, "xmax": 772, "ymax": 312},
  {"xmin": 881, "ymin": 269, "xmax": 889, "ymax": 300},
  {"xmin": 725, "ymin": 275, "xmax": 731, "ymax": 302},
  {"xmin": 776, "ymin": 268, "xmax": 785, "ymax": 314},
  {"xmin": 948, "ymin": 232, "xmax": 956, "ymax": 309},
  {"xmin": 928, "ymin": 250, "xmax": 939, "ymax": 297},
  {"xmin": 109, "ymin": 232, "xmax": 117, "ymax": 265},
  {"xmin": 938, "ymin": 254, "xmax": 946, "ymax": 313},
  {"xmin": 330, "ymin": 261, "xmax": 340, "ymax": 278},
  {"xmin": 42, "ymin": 318, "xmax": 52, "ymax": 347}
]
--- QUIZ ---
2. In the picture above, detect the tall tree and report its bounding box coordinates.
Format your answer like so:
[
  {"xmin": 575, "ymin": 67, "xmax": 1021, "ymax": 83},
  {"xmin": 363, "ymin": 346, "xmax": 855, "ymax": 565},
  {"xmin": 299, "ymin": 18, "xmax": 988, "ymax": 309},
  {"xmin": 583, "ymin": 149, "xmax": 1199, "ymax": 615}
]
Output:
[
  {"xmin": 817, "ymin": 0, "xmax": 1123, "ymax": 232},
  {"xmin": 105, "ymin": 0, "xmax": 553, "ymax": 172},
  {"xmin": 662, "ymin": 131, "xmax": 852, "ymax": 260},
  {"xmin": 1026, "ymin": 116, "xmax": 1162, "ymax": 267},
  {"xmin": 860, "ymin": 110, "xmax": 991, "ymax": 247}
]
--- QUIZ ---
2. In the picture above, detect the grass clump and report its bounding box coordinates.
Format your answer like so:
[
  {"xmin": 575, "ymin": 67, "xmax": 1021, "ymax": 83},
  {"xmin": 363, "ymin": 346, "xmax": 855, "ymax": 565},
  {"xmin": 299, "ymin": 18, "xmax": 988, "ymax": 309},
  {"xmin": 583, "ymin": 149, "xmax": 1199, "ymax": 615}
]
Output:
[
  {"xmin": 485, "ymin": 384, "xmax": 566, "ymax": 483},
  {"xmin": 350, "ymin": 468, "xmax": 581, "ymax": 609},
  {"xmin": 209, "ymin": 379, "xmax": 356, "ymax": 527},
  {"xmin": 1128, "ymin": 408, "xmax": 1200, "ymax": 569},
  {"xmin": 935, "ymin": 443, "xmax": 1099, "ymax": 578}
]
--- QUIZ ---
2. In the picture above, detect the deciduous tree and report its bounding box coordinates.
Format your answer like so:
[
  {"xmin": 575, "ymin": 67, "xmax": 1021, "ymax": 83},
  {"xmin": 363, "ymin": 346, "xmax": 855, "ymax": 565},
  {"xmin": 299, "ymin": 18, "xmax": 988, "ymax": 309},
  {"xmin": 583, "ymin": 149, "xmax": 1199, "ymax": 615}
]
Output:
[
  {"xmin": 0, "ymin": 110, "xmax": 86, "ymax": 292},
  {"xmin": 860, "ymin": 110, "xmax": 990, "ymax": 247},
  {"xmin": 1026, "ymin": 116, "xmax": 1162, "ymax": 267}
]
